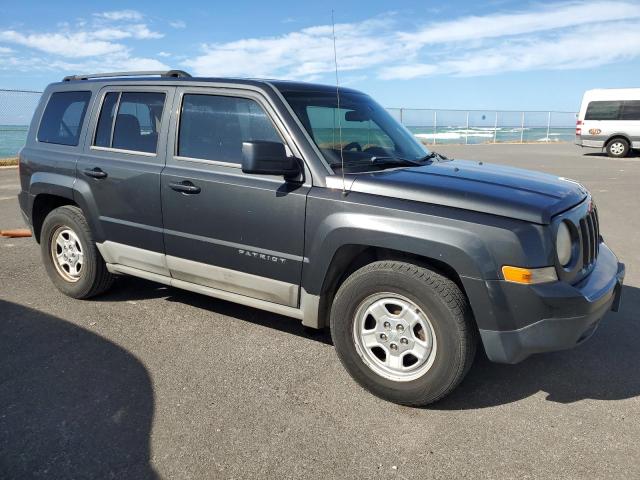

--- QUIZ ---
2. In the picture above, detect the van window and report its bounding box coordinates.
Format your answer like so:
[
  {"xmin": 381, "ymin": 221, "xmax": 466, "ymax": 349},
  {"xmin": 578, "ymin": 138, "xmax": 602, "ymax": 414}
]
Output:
[
  {"xmin": 621, "ymin": 101, "xmax": 640, "ymax": 121},
  {"xmin": 37, "ymin": 91, "xmax": 91, "ymax": 146},
  {"xmin": 585, "ymin": 101, "xmax": 622, "ymax": 121},
  {"xmin": 94, "ymin": 91, "xmax": 165, "ymax": 154},
  {"xmin": 177, "ymin": 94, "xmax": 281, "ymax": 163}
]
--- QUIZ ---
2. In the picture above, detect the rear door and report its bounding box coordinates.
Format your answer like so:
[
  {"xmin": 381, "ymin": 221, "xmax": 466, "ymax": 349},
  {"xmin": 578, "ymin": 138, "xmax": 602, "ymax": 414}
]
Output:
[
  {"xmin": 160, "ymin": 86, "xmax": 309, "ymax": 307},
  {"xmin": 76, "ymin": 85, "xmax": 175, "ymax": 275}
]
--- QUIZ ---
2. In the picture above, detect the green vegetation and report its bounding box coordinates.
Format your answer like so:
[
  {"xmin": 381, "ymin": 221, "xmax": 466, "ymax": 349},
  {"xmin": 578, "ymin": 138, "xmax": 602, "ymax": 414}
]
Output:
[{"xmin": 0, "ymin": 157, "xmax": 18, "ymax": 166}]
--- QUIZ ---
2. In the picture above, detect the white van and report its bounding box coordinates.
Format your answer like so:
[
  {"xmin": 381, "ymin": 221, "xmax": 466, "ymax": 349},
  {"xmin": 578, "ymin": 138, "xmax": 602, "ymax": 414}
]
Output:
[{"xmin": 576, "ymin": 88, "xmax": 640, "ymax": 158}]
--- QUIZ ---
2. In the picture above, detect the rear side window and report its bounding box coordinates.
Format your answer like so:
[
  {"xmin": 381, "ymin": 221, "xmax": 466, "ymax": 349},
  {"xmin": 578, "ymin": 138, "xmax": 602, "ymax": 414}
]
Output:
[
  {"xmin": 585, "ymin": 101, "xmax": 622, "ymax": 120},
  {"xmin": 93, "ymin": 91, "xmax": 166, "ymax": 154},
  {"xmin": 94, "ymin": 92, "xmax": 119, "ymax": 147},
  {"xmin": 621, "ymin": 100, "xmax": 640, "ymax": 121},
  {"xmin": 37, "ymin": 91, "xmax": 91, "ymax": 146},
  {"xmin": 177, "ymin": 94, "xmax": 281, "ymax": 163}
]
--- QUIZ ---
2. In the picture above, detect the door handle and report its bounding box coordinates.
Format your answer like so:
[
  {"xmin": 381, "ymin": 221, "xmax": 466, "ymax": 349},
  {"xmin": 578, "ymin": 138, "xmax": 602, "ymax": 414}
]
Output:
[
  {"xmin": 83, "ymin": 167, "xmax": 108, "ymax": 179},
  {"xmin": 169, "ymin": 181, "xmax": 201, "ymax": 194}
]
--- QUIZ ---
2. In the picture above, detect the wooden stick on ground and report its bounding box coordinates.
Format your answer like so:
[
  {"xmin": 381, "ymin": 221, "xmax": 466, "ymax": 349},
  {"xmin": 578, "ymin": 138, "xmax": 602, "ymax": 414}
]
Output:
[{"xmin": 0, "ymin": 229, "xmax": 32, "ymax": 238}]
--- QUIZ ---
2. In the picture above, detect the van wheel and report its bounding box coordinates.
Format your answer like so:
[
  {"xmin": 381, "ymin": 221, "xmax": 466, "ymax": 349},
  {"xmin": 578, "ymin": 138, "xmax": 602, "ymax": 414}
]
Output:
[
  {"xmin": 330, "ymin": 261, "xmax": 476, "ymax": 406},
  {"xmin": 606, "ymin": 138, "xmax": 630, "ymax": 158},
  {"xmin": 41, "ymin": 205, "xmax": 114, "ymax": 299}
]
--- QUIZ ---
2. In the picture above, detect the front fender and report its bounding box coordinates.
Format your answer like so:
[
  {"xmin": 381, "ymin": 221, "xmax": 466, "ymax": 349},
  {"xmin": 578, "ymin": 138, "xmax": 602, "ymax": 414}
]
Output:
[
  {"xmin": 301, "ymin": 191, "xmax": 552, "ymax": 330},
  {"xmin": 302, "ymin": 211, "xmax": 494, "ymax": 296}
]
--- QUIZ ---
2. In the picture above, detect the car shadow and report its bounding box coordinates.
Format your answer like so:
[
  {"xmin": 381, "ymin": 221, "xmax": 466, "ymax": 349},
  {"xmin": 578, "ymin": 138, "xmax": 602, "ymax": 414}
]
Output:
[
  {"xmin": 92, "ymin": 276, "xmax": 639, "ymax": 408},
  {"xmin": 433, "ymin": 285, "xmax": 640, "ymax": 409},
  {"xmin": 583, "ymin": 151, "xmax": 639, "ymax": 158},
  {"xmin": 97, "ymin": 275, "xmax": 333, "ymax": 346},
  {"xmin": 0, "ymin": 300, "xmax": 157, "ymax": 479}
]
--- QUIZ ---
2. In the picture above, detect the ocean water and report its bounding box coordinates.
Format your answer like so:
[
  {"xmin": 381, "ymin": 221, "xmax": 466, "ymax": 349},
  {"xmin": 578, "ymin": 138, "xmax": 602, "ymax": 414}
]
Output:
[
  {"xmin": 0, "ymin": 124, "xmax": 575, "ymax": 159},
  {"xmin": 0, "ymin": 125, "xmax": 28, "ymax": 158},
  {"xmin": 407, "ymin": 126, "xmax": 575, "ymax": 144}
]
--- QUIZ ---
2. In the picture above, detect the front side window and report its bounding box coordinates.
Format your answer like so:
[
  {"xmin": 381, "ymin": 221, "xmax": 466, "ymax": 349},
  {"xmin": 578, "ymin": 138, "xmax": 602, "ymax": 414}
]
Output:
[
  {"xmin": 93, "ymin": 91, "xmax": 165, "ymax": 153},
  {"xmin": 621, "ymin": 100, "xmax": 640, "ymax": 121},
  {"xmin": 177, "ymin": 94, "xmax": 281, "ymax": 163},
  {"xmin": 282, "ymin": 91, "xmax": 430, "ymax": 173},
  {"xmin": 585, "ymin": 101, "xmax": 622, "ymax": 121},
  {"xmin": 37, "ymin": 91, "xmax": 91, "ymax": 146}
]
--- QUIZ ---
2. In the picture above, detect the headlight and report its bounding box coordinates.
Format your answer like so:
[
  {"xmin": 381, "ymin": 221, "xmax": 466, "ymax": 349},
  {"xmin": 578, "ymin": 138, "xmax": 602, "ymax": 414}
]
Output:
[{"xmin": 556, "ymin": 222, "xmax": 572, "ymax": 266}]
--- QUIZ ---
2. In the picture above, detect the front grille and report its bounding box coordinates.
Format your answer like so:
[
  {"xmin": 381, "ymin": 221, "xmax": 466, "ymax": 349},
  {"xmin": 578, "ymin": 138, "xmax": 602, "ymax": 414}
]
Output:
[{"xmin": 579, "ymin": 205, "xmax": 599, "ymax": 268}]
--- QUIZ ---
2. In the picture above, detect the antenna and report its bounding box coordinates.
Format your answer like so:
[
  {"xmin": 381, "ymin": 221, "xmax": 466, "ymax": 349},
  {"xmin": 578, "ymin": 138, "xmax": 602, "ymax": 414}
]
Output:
[{"xmin": 331, "ymin": 10, "xmax": 347, "ymax": 195}]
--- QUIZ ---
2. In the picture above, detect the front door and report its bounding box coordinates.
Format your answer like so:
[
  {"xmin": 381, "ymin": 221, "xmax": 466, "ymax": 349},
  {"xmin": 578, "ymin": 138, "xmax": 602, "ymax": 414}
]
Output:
[
  {"xmin": 160, "ymin": 87, "xmax": 309, "ymax": 307},
  {"xmin": 77, "ymin": 86, "xmax": 175, "ymax": 275}
]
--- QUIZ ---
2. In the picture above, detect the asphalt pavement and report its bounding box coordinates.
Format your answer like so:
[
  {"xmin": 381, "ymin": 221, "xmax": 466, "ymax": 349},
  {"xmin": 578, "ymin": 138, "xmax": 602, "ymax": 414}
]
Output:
[{"xmin": 1, "ymin": 143, "xmax": 639, "ymax": 479}]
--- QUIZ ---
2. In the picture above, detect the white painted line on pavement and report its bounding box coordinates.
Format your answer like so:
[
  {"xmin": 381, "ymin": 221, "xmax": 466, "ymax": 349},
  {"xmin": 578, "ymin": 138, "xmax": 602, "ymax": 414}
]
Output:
[{"xmin": 0, "ymin": 196, "xmax": 16, "ymax": 201}]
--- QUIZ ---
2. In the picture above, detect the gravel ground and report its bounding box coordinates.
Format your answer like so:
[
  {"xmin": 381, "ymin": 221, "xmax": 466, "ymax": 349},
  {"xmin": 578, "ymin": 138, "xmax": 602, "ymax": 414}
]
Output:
[{"xmin": 1, "ymin": 143, "xmax": 639, "ymax": 479}]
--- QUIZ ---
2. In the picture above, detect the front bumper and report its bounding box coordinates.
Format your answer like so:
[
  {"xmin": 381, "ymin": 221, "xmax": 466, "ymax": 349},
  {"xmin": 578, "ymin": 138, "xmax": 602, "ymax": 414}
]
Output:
[{"xmin": 477, "ymin": 243, "xmax": 624, "ymax": 364}]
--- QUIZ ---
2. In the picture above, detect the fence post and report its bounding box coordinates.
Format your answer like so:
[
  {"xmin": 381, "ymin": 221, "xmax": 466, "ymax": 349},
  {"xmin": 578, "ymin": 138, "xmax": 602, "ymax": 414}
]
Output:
[
  {"xmin": 465, "ymin": 111, "xmax": 469, "ymax": 145},
  {"xmin": 546, "ymin": 111, "xmax": 551, "ymax": 143},
  {"xmin": 520, "ymin": 111, "xmax": 525, "ymax": 143},
  {"xmin": 493, "ymin": 112, "xmax": 498, "ymax": 143},
  {"xmin": 399, "ymin": 108, "xmax": 404, "ymax": 124},
  {"xmin": 433, "ymin": 111, "xmax": 437, "ymax": 145}
]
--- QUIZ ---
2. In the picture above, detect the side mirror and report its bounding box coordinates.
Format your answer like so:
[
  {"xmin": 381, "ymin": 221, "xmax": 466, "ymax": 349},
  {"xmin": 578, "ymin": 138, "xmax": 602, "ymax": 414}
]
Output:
[{"xmin": 241, "ymin": 141, "xmax": 300, "ymax": 178}]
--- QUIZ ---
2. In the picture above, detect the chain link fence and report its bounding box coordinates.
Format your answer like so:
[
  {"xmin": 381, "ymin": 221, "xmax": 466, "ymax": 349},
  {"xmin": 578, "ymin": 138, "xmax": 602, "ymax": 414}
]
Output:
[
  {"xmin": 0, "ymin": 88, "xmax": 577, "ymax": 159},
  {"xmin": 387, "ymin": 108, "xmax": 577, "ymax": 145},
  {"xmin": 0, "ymin": 89, "xmax": 42, "ymax": 159}
]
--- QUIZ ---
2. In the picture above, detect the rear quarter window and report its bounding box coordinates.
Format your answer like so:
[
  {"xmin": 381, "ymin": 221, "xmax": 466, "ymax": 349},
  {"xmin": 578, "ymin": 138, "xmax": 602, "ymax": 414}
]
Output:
[
  {"xmin": 37, "ymin": 91, "xmax": 91, "ymax": 146},
  {"xmin": 621, "ymin": 100, "xmax": 640, "ymax": 121}
]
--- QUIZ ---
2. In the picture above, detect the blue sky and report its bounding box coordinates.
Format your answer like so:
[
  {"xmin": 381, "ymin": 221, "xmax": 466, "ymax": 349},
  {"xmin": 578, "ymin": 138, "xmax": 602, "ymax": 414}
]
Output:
[{"xmin": 1, "ymin": 0, "xmax": 639, "ymax": 111}]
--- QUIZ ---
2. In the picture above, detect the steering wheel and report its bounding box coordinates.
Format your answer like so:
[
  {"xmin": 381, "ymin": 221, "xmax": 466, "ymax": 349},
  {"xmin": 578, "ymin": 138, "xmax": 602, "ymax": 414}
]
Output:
[{"xmin": 342, "ymin": 141, "xmax": 362, "ymax": 152}]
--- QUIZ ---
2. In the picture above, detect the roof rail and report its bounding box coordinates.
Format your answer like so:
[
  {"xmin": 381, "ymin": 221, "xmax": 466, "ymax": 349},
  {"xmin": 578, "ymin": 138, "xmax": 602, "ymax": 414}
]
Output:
[{"xmin": 62, "ymin": 70, "xmax": 191, "ymax": 82}]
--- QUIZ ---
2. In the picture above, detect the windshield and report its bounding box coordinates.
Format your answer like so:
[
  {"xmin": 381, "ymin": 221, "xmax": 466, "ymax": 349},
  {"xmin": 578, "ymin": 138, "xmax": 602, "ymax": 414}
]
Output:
[{"xmin": 282, "ymin": 90, "xmax": 431, "ymax": 173}]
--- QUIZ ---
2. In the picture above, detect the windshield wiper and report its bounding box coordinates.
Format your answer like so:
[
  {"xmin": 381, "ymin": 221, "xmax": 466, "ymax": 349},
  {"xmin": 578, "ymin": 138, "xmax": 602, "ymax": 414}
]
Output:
[
  {"xmin": 420, "ymin": 151, "xmax": 450, "ymax": 161},
  {"xmin": 330, "ymin": 156, "xmax": 421, "ymax": 169}
]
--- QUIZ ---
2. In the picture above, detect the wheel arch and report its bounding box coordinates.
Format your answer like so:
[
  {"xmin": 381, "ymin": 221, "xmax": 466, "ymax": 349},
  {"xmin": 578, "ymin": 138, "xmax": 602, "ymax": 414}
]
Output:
[
  {"xmin": 605, "ymin": 133, "xmax": 632, "ymax": 147},
  {"xmin": 31, "ymin": 193, "xmax": 79, "ymax": 243},
  {"xmin": 313, "ymin": 244, "xmax": 478, "ymax": 330}
]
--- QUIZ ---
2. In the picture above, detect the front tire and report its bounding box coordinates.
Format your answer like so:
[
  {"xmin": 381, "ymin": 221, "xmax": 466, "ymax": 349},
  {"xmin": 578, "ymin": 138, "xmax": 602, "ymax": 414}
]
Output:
[
  {"xmin": 41, "ymin": 205, "xmax": 114, "ymax": 299},
  {"xmin": 606, "ymin": 138, "xmax": 630, "ymax": 158},
  {"xmin": 330, "ymin": 261, "xmax": 476, "ymax": 406}
]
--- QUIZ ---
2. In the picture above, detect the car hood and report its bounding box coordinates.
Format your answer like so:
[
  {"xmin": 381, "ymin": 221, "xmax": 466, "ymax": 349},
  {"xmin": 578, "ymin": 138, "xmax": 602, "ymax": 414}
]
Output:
[{"xmin": 341, "ymin": 159, "xmax": 588, "ymax": 224}]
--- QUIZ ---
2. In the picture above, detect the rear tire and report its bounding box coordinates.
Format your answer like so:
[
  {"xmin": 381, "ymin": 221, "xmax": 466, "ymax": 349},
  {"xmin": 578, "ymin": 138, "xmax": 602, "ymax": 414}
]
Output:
[
  {"xmin": 41, "ymin": 205, "xmax": 114, "ymax": 299},
  {"xmin": 606, "ymin": 138, "xmax": 630, "ymax": 158},
  {"xmin": 330, "ymin": 261, "xmax": 476, "ymax": 406}
]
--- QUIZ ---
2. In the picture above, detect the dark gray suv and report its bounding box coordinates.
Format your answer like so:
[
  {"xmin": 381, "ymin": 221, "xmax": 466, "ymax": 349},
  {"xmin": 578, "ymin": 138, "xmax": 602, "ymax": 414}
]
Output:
[{"xmin": 18, "ymin": 70, "xmax": 625, "ymax": 406}]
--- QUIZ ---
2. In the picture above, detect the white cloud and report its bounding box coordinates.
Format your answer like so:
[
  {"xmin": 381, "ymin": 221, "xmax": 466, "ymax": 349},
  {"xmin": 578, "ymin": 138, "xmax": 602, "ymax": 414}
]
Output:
[
  {"xmin": 182, "ymin": 1, "xmax": 640, "ymax": 81},
  {"xmin": 184, "ymin": 16, "xmax": 404, "ymax": 79},
  {"xmin": 0, "ymin": 30, "xmax": 125, "ymax": 57},
  {"xmin": 94, "ymin": 10, "xmax": 144, "ymax": 22},
  {"xmin": 403, "ymin": 1, "xmax": 640, "ymax": 46},
  {"xmin": 2, "ymin": 2, "xmax": 640, "ymax": 83},
  {"xmin": 0, "ymin": 11, "xmax": 166, "ymax": 75},
  {"xmin": 128, "ymin": 24, "xmax": 163, "ymax": 39}
]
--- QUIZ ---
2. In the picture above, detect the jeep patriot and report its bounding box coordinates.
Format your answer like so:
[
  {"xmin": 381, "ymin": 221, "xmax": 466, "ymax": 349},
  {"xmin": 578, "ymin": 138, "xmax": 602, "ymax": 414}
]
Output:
[{"xmin": 18, "ymin": 70, "xmax": 625, "ymax": 405}]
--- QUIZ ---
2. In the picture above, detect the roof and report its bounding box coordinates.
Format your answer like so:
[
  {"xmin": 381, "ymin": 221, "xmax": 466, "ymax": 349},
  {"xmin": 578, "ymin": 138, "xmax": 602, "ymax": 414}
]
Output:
[{"xmin": 58, "ymin": 70, "xmax": 363, "ymax": 95}]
